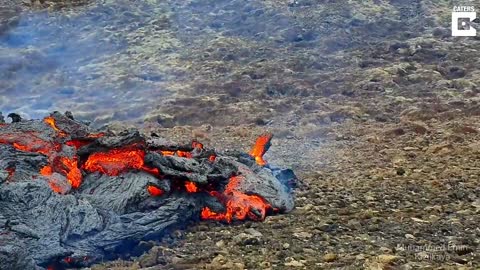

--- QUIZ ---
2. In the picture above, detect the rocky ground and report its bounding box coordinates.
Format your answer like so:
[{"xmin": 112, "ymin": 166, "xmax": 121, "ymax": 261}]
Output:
[{"xmin": 1, "ymin": 0, "xmax": 479, "ymax": 269}]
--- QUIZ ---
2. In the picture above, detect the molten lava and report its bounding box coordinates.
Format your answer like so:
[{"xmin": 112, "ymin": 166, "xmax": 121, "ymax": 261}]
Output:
[
  {"xmin": 44, "ymin": 116, "xmax": 67, "ymax": 137},
  {"xmin": 41, "ymin": 159, "xmax": 82, "ymax": 191},
  {"xmin": 160, "ymin": 150, "xmax": 193, "ymax": 158},
  {"xmin": 1, "ymin": 114, "xmax": 281, "ymax": 223},
  {"xmin": 185, "ymin": 181, "xmax": 198, "ymax": 193},
  {"xmin": 40, "ymin": 165, "xmax": 53, "ymax": 176},
  {"xmin": 0, "ymin": 132, "xmax": 59, "ymax": 156},
  {"xmin": 200, "ymin": 176, "xmax": 271, "ymax": 223},
  {"xmin": 59, "ymin": 157, "xmax": 82, "ymax": 188},
  {"xmin": 249, "ymin": 133, "xmax": 272, "ymax": 166},
  {"xmin": 84, "ymin": 149, "xmax": 146, "ymax": 176},
  {"xmin": 192, "ymin": 141, "xmax": 203, "ymax": 149},
  {"xmin": 147, "ymin": 185, "xmax": 164, "ymax": 196}
]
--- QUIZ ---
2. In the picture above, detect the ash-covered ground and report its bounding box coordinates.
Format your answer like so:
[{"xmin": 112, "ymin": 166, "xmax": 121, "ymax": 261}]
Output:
[{"xmin": 1, "ymin": 0, "xmax": 479, "ymax": 269}]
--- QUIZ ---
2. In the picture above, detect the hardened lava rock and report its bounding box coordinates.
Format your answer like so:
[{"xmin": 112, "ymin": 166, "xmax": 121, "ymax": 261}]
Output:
[{"xmin": 0, "ymin": 111, "xmax": 296, "ymax": 269}]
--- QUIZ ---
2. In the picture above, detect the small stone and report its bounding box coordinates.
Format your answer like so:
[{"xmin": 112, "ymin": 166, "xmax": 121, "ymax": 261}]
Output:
[
  {"xmin": 138, "ymin": 246, "xmax": 159, "ymax": 267},
  {"xmin": 216, "ymin": 240, "xmax": 225, "ymax": 248},
  {"xmin": 453, "ymin": 125, "xmax": 478, "ymax": 134},
  {"xmin": 233, "ymin": 262, "xmax": 245, "ymax": 269},
  {"xmin": 379, "ymin": 247, "xmax": 392, "ymax": 253},
  {"xmin": 254, "ymin": 118, "xmax": 267, "ymax": 126},
  {"xmin": 283, "ymin": 243, "xmax": 290, "ymax": 249},
  {"xmin": 464, "ymin": 90, "xmax": 476, "ymax": 97},
  {"xmin": 245, "ymin": 228, "xmax": 263, "ymax": 237},
  {"xmin": 405, "ymin": 234, "xmax": 415, "ymax": 239},
  {"xmin": 303, "ymin": 248, "xmax": 315, "ymax": 254},
  {"xmin": 426, "ymin": 143, "xmax": 453, "ymax": 154},
  {"xmin": 192, "ymin": 128, "xmax": 210, "ymax": 141},
  {"xmin": 233, "ymin": 232, "xmax": 260, "ymax": 245},
  {"xmin": 210, "ymin": 254, "xmax": 228, "ymax": 268},
  {"xmin": 293, "ymin": 231, "xmax": 313, "ymax": 239},
  {"xmin": 384, "ymin": 127, "xmax": 405, "ymax": 137},
  {"xmin": 355, "ymin": 254, "xmax": 366, "ymax": 260},
  {"xmin": 396, "ymin": 167, "xmax": 406, "ymax": 176},
  {"xmin": 303, "ymin": 203, "xmax": 314, "ymax": 211},
  {"xmin": 323, "ymin": 253, "xmax": 337, "ymax": 262},
  {"xmin": 284, "ymin": 259, "xmax": 304, "ymax": 267},
  {"xmin": 377, "ymin": 254, "xmax": 399, "ymax": 264},
  {"xmin": 259, "ymin": 261, "xmax": 271, "ymax": 268},
  {"xmin": 472, "ymin": 199, "xmax": 480, "ymax": 208},
  {"xmin": 408, "ymin": 121, "xmax": 428, "ymax": 134},
  {"xmin": 411, "ymin": 217, "xmax": 429, "ymax": 223}
]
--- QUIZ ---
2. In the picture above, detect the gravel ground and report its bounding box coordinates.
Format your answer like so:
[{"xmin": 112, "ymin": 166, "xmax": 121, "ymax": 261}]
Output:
[{"xmin": 1, "ymin": 0, "xmax": 479, "ymax": 269}]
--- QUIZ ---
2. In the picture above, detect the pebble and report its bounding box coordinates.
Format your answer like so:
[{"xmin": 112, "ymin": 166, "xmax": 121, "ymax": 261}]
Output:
[
  {"xmin": 355, "ymin": 254, "xmax": 366, "ymax": 260},
  {"xmin": 303, "ymin": 203, "xmax": 314, "ymax": 211},
  {"xmin": 233, "ymin": 232, "xmax": 260, "ymax": 245},
  {"xmin": 293, "ymin": 231, "xmax": 313, "ymax": 239},
  {"xmin": 323, "ymin": 253, "xmax": 337, "ymax": 262},
  {"xmin": 405, "ymin": 233, "xmax": 415, "ymax": 239},
  {"xmin": 245, "ymin": 228, "xmax": 263, "ymax": 237},
  {"xmin": 377, "ymin": 254, "xmax": 399, "ymax": 264},
  {"xmin": 216, "ymin": 240, "xmax": 225, "ymax": 248},
  {"xmin": 284, "ymin": 259, "xmax": 304, "ymax": 267}
]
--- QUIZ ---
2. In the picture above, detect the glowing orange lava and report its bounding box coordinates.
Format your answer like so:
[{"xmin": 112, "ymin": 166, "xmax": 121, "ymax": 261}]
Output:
[
  {"xmin": 60, "ymin": 157, "xmax": 82, "ymax": 188},
  {"xmin": 40, "ymin": 165, "xmax": 53, "ymax": 176},
  {"xmin": 185, "ymin": 181, "xmax": 198, "ymax": 193},
  {"xmin": 249, "ymin": 133, "xmax": 272, "ymax": 166},
  {"xmin": 147, "ymin": 185, "xmax": 164, "ymax": 196},
  {"xmin": 160, "ymin": 150, "xmax": 193, "ymax": 158},
  {"xmin": 1, "ymin": 117, "xmax": 277, "ymax": 223},
  {"xmin": 200, "ymin": 176, "xmax": 271, "ymax": 223},
  {"xmin": 160, "ymin": 150, "xmax": 175, "ymax": 156},
  {"xmin": 87, "ymin": 132, "xmax": 105, "ymax": 138},
  {"xmin": 84, "ymin": 149, "xmax": 145, "ymax": 176},
  {"xmin": 141, "ymin": 166, "xmax": 161, "ymax": 177},
  {"xmin": 176, "ymin": 151, "xmax": 192, "ymax": 158},
  {"xmin": 11, "ymin": 141, "xmax": 52, "ymax": 156},
  {"xmin": 192, "ymin": 141, "xmax": 203, "ymax": 149},
  {"xmin": 48, "ymin": 178, "xmax": 66, "ymax": 194},
  {"xmin": 44, "ymin": 116, "xmax": 67, "ymax": 137}
]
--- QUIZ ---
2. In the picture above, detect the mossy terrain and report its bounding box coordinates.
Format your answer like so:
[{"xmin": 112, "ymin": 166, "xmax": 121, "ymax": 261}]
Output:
[{"xmin": 1, "ymin": 0, "xmax": 479, "ymax": 269}]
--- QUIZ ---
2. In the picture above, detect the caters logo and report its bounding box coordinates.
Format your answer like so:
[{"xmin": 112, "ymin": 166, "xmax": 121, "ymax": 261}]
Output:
[{"xmin": 452, "ymin": 6, "xmax": 477, "ymax": 37}]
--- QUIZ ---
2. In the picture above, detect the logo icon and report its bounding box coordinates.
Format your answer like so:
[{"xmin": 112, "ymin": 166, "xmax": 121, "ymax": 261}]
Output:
[{"xmin": 452, "ymin": 6, "xmax": 477, "ymax": 36}]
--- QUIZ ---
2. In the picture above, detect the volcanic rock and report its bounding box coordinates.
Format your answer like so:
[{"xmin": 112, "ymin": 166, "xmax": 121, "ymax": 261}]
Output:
[{"xmin": 0, "ymin": 112, "xmax": 296, "ymax": 269}]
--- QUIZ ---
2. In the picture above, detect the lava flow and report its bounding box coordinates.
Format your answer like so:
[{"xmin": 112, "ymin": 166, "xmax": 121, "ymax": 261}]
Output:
[
  {"xmin": 0, "ymin": 112, "xmax": 295, "ymax": 269},
  {"xmin": 83, "ymin": 148, "xmax": 146, "ymax": 176},
  {"xmin": 0, "ymin": 114, "xmax": 289, "ymax": 224},
  {"xmin": 200, "ymin": 175, "xmax": 271, "ymax": 223}
]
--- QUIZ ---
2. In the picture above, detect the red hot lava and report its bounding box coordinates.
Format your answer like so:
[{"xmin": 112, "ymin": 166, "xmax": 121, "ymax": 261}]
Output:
[
  {"xmin": 83, "ymin": 148, "xmax": 146, "ymax": 176},
  {"xmin": 200, "ymin": 175, "xmax": 271, "ymax": 223},
  {"xmin": 0, "ymin": 115, "xmax": 277, "ymax": 223}
]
